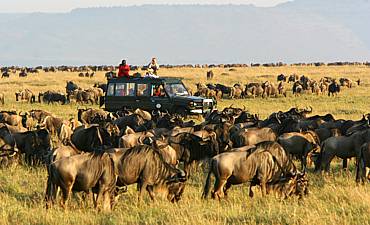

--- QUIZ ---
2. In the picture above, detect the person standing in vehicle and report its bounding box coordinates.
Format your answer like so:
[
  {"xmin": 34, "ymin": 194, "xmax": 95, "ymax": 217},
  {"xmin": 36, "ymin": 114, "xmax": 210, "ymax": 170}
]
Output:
[
  {"xmin": 118, "ymin": 59, "xmax": 130, "ymax": 78},
  {"xmin": 147, "ymin": 57, "xmax": 159, "ymax": 75}
]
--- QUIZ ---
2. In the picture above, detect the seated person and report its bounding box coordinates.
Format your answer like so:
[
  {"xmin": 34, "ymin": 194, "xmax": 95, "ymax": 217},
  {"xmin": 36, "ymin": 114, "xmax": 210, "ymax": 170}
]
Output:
[{"xmin": 153, "ymin": 85, "xmax": 165, "ymax": 97}]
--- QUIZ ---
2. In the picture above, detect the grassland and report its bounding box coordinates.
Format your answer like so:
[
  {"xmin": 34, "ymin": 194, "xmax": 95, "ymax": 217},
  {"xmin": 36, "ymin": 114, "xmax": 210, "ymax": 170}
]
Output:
[{"xmin": 0, "ymin": 65, "xmax": 370, "ymax": 224}]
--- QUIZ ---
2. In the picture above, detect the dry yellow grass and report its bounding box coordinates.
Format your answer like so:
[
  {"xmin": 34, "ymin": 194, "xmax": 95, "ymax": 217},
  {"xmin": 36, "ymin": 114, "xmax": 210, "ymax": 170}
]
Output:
[{"xmin": 0, "ymin": 65, "xmax": 370, "ymax": 224}]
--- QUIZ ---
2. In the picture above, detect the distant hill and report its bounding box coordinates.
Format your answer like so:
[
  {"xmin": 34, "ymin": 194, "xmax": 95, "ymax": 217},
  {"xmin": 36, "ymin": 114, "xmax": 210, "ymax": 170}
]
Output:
[{"xmin": 0, "ymin": 0, "xmax": 369, "ymax": 66}]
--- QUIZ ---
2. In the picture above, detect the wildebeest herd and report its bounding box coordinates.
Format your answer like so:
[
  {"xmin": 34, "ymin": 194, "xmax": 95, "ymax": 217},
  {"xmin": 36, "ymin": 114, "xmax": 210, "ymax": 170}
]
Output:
[
  {"xmin": 194, "ymin": 73, "xmax": 359, "ymax": 99},
  {"xmin": 1, "ymin": 105, "xmax": 370, "ymax": 211},
  {"xmin": 3, "ymin": 81, "xmax": 106, "ymax": 106}
]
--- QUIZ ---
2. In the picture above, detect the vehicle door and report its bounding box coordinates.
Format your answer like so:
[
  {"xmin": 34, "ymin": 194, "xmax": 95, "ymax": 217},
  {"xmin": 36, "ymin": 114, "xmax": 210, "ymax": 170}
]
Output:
[
  {"xmin": 134, "ymin": 83, "xmax": 152, "ymax": 111},
  {"xmin": 149, "ymin": 83, "xmax": 172, "ymax": 111}
]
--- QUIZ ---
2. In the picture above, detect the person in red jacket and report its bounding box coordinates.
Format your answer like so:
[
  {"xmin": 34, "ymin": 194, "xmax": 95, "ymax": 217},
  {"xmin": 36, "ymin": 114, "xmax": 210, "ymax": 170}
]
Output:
[{"xmin": 118, "ymin": 59, "xmax": 130, "ymax": 78}]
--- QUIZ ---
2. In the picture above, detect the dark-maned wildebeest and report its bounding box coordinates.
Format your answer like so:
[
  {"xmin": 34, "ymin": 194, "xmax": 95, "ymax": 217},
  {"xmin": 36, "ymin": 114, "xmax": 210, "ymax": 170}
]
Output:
[
  {"xmin": 168, "ymin": 132, "xmax": 219, "ymax": 177},
  {"xmin": 206, "ymin": 70, "xmax": 214, "ymax": 80},
  {"xmin": 66, "ymin": 81, "xmax": 79, "ymax": 95},
  {"xmin": 328, "ymin": 81, "xmax": 340, "ymax": 96},
  {"xmin": 71, "ymin": 125, "xmax": 112, "ymax": 152},
  {"xmin": 39, "ymin": 91, "xmax": 67, "ymax": 104},
  {"xmin": 202, "ymin": 142, "xmax": 297, "ymax": 200},
  {"xmin": 12, "ymin": 129, "xmax": 51, "ymax": 165},
  {"xmin": 1, "ymin": 71, "xmax": 10, "ymax": 78},
  {"xmin": 45, "ymin": 152, "xmax": 117, "ymax": 211},
  {"xmin": 277, "ymin": 74, "xmax": 286, "ymax": 82},
  {"xmin": 315, "ymin": 129, "xmax": 370, "ymax": 172},
  {"xmin": 356, "ymin": 142, "xmax": 370, "ymax": 184},
  {"xmin": 278, "ymin": 131, "xmax": 321, "ymax": 171},
  {"xmin": 109, "ymin": 146, "xmax": 187, "ymax": 202}
]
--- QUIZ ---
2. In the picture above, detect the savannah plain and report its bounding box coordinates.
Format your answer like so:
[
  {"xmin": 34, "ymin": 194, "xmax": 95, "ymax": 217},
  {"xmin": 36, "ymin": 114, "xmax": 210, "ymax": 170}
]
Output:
[{"xmin": 0, "ymin": 65, "xmax": 370, "ymax": 224}]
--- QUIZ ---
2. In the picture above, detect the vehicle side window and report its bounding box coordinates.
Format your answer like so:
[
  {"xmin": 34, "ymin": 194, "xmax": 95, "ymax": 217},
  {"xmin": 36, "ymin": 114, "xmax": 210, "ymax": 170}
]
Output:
[
  {"xmin": 152, "ymin": 84, "xmax": 166, "ymax": 97},
  {"xmin": 115, "ymin": 83, "xmax": 127, "ymax": 96},
  {"xmin": 137, "ymin": 84, "xmax": 149, "ymax": 96},
  {"xmin": 107, "ymin": 84, "xmax": 115, "ymax": 96},
  {"xmin": 127, "ymin": 83, "xmax": 136, "ymax": 96},
  {"xmin": 114, "ymin": 83, "xmax": 136, "ymax": 96}
]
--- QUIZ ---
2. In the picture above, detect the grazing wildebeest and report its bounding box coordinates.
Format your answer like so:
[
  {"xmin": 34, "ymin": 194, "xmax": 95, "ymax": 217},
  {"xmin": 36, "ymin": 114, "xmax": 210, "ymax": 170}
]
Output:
[
  {"xmin": 39, "ymin": 91, "xmax": 67, "ymax": 104},
  {"xmin": 109, "ymin": 146, "xmax": 187, "ymax": 202},
  {"xmin": 202, "ymin": 142, "xmax": 297, "ymax": 200},
  {"xmin": 45, "ymin": 152, "xmax": 117, "ymax": 211}
]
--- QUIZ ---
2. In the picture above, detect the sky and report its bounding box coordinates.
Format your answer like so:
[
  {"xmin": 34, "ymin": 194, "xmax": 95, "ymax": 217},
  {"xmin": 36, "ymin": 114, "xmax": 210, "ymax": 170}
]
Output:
[{"xmin": 0, "ymin": 0, "xmax": 291, "ymax": 13}]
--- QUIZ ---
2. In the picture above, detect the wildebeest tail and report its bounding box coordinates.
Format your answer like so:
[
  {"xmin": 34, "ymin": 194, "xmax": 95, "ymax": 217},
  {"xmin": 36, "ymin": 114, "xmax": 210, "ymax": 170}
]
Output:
[{"xmin": 202, "ymin": 159, "xmax": 215, "ymax": 199}]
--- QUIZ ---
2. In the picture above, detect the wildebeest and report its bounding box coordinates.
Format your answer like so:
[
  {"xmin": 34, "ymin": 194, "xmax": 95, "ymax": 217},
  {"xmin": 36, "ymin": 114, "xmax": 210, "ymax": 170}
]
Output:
[
  {"xmin": 45, "ymin": 152, "xmax": 117, "ymax": 211},
  {"xmin": 315, "ymin": 129, "xmax": 370, "ymax": 172},
  {"xmin": 1, "ymin": 71, "xmax": 10, "ymax": 78},
  {"xmin": 12, "ymin": 129, "xmax": 51, "ymax": 165},
  {"xmin": 71, "ymin": 125, "xmax": 112, "ymax": 152},
  {"xmin": 202, "ymin": 142, "xmax": 297, "ymax": 200},
  {"xmin": 19, "ymin": 70, "xmax": 27, "ymax": 77},
  {"xmin": 168, "ymin": 132, "xmax": 219, "ymax": 176},
  {"xmin": 231, "ymin": 127, "xmax": 276, "ymax": 147},
  {"xmin": 328, "ymin": 81, "xmax": 340, "ymax": 96},
  {"xmin": 278, "ymin": 131, "xmax": 321, "ymax": 171},
  {"xmin": 206, "ymin": 70, "xmax": 214, "ymax": 80},
  {"xmin": 66, "ymin": 81, "xmax": 79, "ymax": 95},
  {"xmin": 109, "ymin": 146, "xmax": 187, "ymax": 202},
  {"xmin": 15, "ymin": 89, "xmax": 35, "ymax": 103},
  {"xmin": 39, "ymin": 91, "xmax": 67, "ymax": 104},
  {"xmin": 277, "ymin": 74, "xmax": 287, "ymax": 82},
  {"xmin": 356, "ymin": 142, "xmax": 370, "ymax": 184}
]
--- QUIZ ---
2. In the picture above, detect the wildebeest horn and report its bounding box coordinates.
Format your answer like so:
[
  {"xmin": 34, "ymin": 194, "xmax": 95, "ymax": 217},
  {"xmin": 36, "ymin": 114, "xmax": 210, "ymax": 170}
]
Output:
[
  {"xmin": 243, "ymin": 105, "xmax": 246, "ymax": 111},
  {"xmin": 275, "ymin": 113, "xmax": 281, "ymax": 124},
  {"xmin": 308, "ymin": 106, "xmax": 313, "ymax": 113}
]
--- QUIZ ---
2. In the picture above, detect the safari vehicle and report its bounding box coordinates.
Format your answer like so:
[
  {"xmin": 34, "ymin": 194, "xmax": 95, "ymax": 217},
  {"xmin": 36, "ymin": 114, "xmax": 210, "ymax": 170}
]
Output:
[{"xmin": 103, "ymin": 77, "xmax": 216, "ymax": 115}]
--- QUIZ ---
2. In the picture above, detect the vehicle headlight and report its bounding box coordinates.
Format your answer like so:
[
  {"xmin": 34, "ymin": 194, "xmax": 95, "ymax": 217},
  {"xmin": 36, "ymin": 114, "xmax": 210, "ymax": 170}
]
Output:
[{"xmin": 189, "ymin": 101, "xmax": 194, "ymax": 107}]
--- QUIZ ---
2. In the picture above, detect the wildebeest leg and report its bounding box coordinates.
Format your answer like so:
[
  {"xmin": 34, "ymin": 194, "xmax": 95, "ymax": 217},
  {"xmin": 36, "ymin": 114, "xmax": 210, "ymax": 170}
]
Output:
[
  {"xmin": 342, "ymin": 159, "xmax": 348, "ymax": 171},
  {"xmin": 260, "ymin": 182, "xmax": 267, "ymax": 197},
  {"xmin": 213, "ymin": 178, "xmax": 227, "ymax": 200},
  {"xmin": 138, "ymin": 181, "xmax": 148, "ymax": 202},
  {"xmin": 146, "ymin": 185, "xmax": 156, "ymax": 201},
  {"xmin": 223, "ymin": 181, "xmax": 232, "ymax": 198},
  {"xmin": 301, "ymin": 155, "xmax": 307, "ymax": 172},
  {"xmin": 45, "ymin": 176, "xmax": 54, "ymax": 209},
  {"xmin": 102, "ymin": 191, "xmax": 112, "ymax": 211},
  {"xmin": 61, "ymin": 185, "xmax": 72, "ymax": 209},
  {"xmin": 249, "ymin": 185, "xmax": 254, "ymax": 198}
]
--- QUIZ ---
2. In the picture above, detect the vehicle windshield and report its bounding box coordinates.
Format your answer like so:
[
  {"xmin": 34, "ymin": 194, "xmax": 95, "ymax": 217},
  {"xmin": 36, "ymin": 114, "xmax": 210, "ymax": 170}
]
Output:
[{"xmin": 164, "ymin": 83, "xmax": 189, "ymax": 97}]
